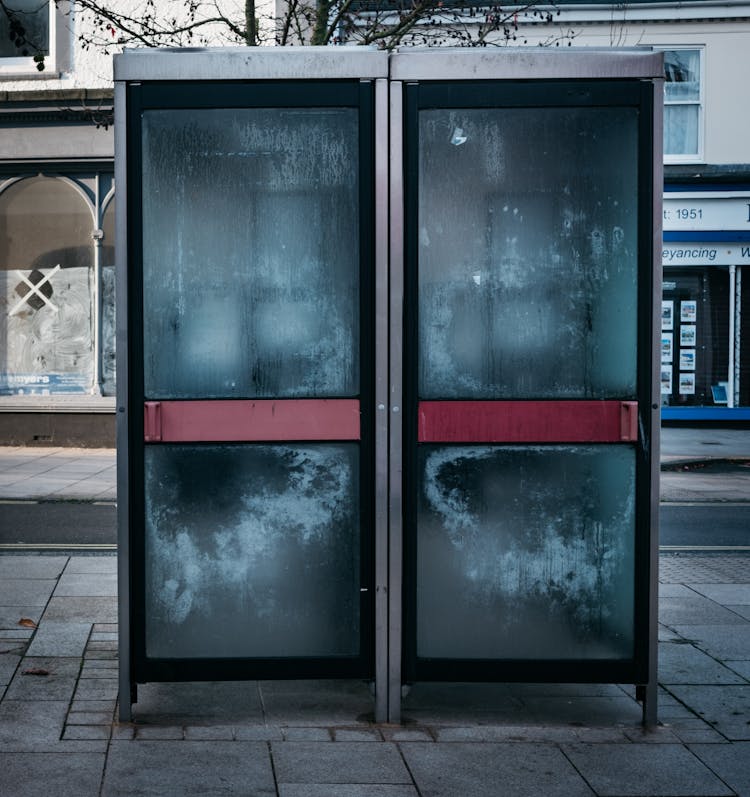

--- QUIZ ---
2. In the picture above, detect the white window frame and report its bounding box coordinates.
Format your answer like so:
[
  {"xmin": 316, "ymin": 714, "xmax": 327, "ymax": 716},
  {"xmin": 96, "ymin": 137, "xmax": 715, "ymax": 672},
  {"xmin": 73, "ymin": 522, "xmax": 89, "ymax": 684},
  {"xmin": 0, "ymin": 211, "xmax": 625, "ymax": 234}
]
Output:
[
  {"xmin": 658, "ymin": 46, "xmax": 705, "ymax": 165},
  {"xmin": 0, "ymin": 1, "xmax": 64, "ymax": 78}
]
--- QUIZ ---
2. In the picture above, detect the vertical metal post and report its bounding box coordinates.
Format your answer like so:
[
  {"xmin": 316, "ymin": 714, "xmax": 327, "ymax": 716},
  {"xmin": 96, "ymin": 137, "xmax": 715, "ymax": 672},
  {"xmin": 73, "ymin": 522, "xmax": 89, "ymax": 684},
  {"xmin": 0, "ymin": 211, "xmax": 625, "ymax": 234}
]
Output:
[
  {"xmin": 388, "ymin": 79, "xmax": 405, "ymax": 724},
  {"xmin": 728, "ymin": 264, "xmax": 736, "ymax": 408},
  {"xmin": 373, "ymin": 77, "xmax": 390, "ymax": 724},
  {"xmin": 92, "ymin": 175, "xmax": 102, "ymax": 396},
  {"xmin": 736, "ymin": 267, "xmax": 742, "ymax": 408},
  {"xmin": 645, "ymin": 69, "xmax": 664, "ymax": 728},
  {"xmin": 114, "ymin": 81, "xmax": 132, "ymax": 723}
]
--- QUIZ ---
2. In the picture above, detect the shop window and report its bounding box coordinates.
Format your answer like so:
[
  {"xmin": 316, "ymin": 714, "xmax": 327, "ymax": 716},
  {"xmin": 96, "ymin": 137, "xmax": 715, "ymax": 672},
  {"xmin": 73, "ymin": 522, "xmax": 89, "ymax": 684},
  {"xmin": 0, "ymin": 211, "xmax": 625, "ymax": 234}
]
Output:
[
  {"xmin": 0, "ymin": 175, "xmax": 95, "ymax": 395},
  {"xmin": 661, "ymin": 268, "xmax": 729, "ymax": 408},
  {"xmin": 662, "ymin": 49, "xmax": 703, "ymax": 162}
]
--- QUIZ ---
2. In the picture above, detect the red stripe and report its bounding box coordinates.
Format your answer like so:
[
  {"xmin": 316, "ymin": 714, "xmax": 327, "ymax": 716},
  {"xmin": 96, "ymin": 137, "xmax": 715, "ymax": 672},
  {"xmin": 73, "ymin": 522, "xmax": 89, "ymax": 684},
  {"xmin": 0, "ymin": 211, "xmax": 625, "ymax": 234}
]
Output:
[
  {"xmin": 144, "ymin": 399, "xmax": 360, "ymax": 442},
  {"xmin": 418, "ymin": 401, "xmax": 638, "ymax": 443}
]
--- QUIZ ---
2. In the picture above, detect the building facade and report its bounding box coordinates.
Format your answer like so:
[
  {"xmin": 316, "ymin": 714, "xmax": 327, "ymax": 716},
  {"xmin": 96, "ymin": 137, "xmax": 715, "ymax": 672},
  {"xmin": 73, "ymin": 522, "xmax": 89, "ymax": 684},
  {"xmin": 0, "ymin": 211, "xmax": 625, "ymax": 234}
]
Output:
[{"xmin": 1, "ymin": 1, "xmax": 749, "ymax": 445}]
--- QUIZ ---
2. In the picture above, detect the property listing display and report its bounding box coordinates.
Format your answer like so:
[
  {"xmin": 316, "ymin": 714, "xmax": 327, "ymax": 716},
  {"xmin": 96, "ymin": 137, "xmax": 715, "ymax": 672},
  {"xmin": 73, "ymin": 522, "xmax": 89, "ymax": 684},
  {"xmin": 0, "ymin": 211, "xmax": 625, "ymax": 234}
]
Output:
[{"xmin": 661, "ymin": 269, "xmax": 729, "ymax": 406}]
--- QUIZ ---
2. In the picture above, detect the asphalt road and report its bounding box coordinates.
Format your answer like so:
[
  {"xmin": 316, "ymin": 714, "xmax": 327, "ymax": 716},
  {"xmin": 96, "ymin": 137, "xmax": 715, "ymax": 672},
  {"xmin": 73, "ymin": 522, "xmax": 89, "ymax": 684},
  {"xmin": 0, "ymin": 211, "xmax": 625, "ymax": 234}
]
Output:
[
  {"xmin": 0, "ymin": 500, "xmax": 116, "ymax": 548},
  {"xmin": 1, "ymin": 498, "xmax": 748, "ymax": 550},
  {"xmin": 659, "ymin": 503, "xmax": 750, "ymax": 548}
]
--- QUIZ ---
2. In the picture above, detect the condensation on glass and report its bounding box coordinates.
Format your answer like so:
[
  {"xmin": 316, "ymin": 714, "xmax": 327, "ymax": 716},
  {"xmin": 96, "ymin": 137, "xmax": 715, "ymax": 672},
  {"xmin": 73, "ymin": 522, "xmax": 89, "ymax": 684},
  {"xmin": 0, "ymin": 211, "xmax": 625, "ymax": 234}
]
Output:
[
  {"xmin": 417, "ymin": 445, "xmax": 636, "ymax": 660},
  {"xmin": 0, "ymin": 176, "xmax": 94, "ymax": 395},
  {"xmin": 418, "ymin": 107, "xmax": 639, "ymax": 400},
  {"xmin": 141, "ymin": 108, "xmax": 360, "ymax": 399},
  {"xmin": 145, "ymin": 444, "xmax": 361, "ymax": 659}
]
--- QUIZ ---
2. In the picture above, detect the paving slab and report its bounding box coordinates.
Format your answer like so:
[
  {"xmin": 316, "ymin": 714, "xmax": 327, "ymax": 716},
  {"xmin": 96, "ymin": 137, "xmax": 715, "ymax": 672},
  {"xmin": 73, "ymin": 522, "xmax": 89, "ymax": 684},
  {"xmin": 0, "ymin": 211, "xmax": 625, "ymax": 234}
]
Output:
[
  {"xmin": 65, "ymin": 556, "xmax": 117, "ymax": 574},
  {"xmin": 261, "ymin": 686, "xmax": 375, "ymax": 726},
  {"xmin": 41, "ymin": 596, "xmax": 117, "ymax": 624},
  {"xmin": 690, "ymin": 742, "xmax": 750, "ymax": 797},
  {"xmin": 25, "ymin": 621, "xmax": 90, "ymax": 657},
  {"xmin": 0, "ymin": 652, "xmax": 21, "ymax": 687},
  {"xmin": 523, "ymin": 694, "xmax": 643, "ymax": 726},
  {"xmin": 726, "ymin": 660, "xmax": 750, "ymax": 680},
  {"xmin": 131, "ymin": 681, "xmax": 263, "ymax": 724},
  {"xmin": 563, "ymin": 742, "xmax": 734, "ymax": 796},
  {"xmin": 53, "ymin": 572, "xmax": 117, "ymax": 598},
  {"xmin": 101, "ymin": 741, "xmax": 276, "ymax": 796},
  {"xmin": 0, "ymin": 606, "xmax": 42, "ymax": 629},
  {"xmin": 659, "ymin": 641, "xmax": 748, "ymax": 685},
  {"xmin": 0, "ymin": 579, "xmax": 57, "ymax": 607},
  {"xmin": 4, "ymin": 657, "xmax": 80, "ymax": 701},
  {"xmin": 0, "ymin": 699, "xmax": 68, "ymax": 751},
  {"xmin": 690, "ymin": 584, "xmax": 750, "ymax": 605},
  {"xmin": 671, "ymin": 624, "xmax": 750, "ymax": 661},
  {"xmin": 0, "ymin": 752, "xmax": 105, "ymax": 797},
  {"xmin": 667, "ymin": 685, "xmax": 750, "ymax": 741},
  {"xmin": 401, "ymin": 742, "xmax": 594, "ymax": 797},
  {"xmin": 659, "ymin": 596, "xmax": 750, "ymax": 626},
  {"xmin": 0, "ymin": 556, "xmax": 68, "ymax": 580},
  {"xmin": 279, "ymin": 787, "xmax": 418, "ymax": 797},
  {"xmin": 272, "ymin": 741, "xmax": 411, "ymax": 786}
]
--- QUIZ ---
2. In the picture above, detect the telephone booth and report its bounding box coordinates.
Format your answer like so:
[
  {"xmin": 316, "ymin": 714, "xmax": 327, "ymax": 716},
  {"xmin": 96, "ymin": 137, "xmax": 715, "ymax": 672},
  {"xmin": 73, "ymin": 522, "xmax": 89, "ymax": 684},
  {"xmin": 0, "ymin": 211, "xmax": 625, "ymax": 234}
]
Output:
[
  {"xmin": 116, "ymin": 47, "xmax": 662, "ymax": 724},
  {"xmin": 389, "ymin": 52, "xmax": 661, "ymax": 726}
]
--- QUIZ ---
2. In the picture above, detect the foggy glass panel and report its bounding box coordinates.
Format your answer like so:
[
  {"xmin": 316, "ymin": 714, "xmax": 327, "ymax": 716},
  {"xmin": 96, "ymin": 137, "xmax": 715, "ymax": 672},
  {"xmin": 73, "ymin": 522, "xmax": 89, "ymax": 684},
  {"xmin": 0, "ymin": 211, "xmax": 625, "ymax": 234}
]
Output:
[
  {"xmin": 419, "ymin": 108, "xmax": 639, "ymax": 399},
  {"xmin": 417, "ymin": 445, "xmax": 635, "ymax": 660},
  {"xmin": 144, "ymin": 444, "xmax": 360, "ymax": 659},
  {"xmin": 141, "ymin": 108, "xmax": 360, "ymax": 399}
]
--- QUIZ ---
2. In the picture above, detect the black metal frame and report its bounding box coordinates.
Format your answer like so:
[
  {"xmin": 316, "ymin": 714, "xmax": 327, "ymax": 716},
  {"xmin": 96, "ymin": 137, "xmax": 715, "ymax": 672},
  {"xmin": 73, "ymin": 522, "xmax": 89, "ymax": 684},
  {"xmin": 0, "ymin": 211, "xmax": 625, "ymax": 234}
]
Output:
[
  {"xmin": 126, "ymin": 79, "xmax": 377, "ymax": 683},
  {"xmin": 402, "ymin": 79, "xmax": 655, "ymax": 684}
]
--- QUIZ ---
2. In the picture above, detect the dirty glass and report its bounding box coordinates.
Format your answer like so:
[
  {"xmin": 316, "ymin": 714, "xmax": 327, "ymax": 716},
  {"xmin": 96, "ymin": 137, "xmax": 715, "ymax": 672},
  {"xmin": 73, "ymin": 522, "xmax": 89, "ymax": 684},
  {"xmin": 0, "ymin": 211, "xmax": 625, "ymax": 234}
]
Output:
[
  {"xmin": 418, "ymin": 107, "xmax": 639, "ymax": 399},
  {"xmin": 417, "ymin": 445, "xmax": 635, "ymax": 660},
  {"xmin": 144, "ymin": 444, "xmax": 360, "ymax": 659},
  {"xmin": 141, "ymin": 108, "xmax": 360, "ymax": 399},
  {"xmin": 0, "ymin": 176, "xmax": 94, "ymax": 395}
]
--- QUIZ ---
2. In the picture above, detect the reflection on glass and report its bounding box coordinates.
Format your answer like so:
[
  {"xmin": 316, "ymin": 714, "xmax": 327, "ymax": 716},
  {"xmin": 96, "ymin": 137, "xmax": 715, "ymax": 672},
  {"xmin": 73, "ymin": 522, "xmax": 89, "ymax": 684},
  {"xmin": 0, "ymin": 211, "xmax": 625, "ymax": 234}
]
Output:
[
  {"xmin": 100, "ymin": 199, "xmax": 116, "ymax": 396},
  {"xmin": 417, "ymin": 445, "xmax": 635, "ymax": 660},
  {"xmin": 145, "ymin": 444, "xmax": 360, "ymax": 659},
  {"xmin": 141, "ymin": 108, "xmax": 360, "ymax": 399},
  {"xmin": 418, "ymin": 107, "xmax": 639, "ymax": 399}
]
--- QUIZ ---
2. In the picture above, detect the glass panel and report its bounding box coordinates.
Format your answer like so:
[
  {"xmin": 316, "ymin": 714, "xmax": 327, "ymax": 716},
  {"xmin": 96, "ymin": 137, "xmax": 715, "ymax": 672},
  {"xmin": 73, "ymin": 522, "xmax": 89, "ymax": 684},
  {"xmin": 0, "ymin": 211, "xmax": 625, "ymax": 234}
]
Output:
[
  {"xmin": 664, "ymin": 50, "xmax": 700, "ymax": 103},
  {"xmin": 418, "ymin": 107, "xmax": 639, "ymax": 399},
  {"xmin": 141, "ymin": 108, "xmax": 360, "ymax": 399},
  {"xmin": 100, "ymin": 199, "xmax": 116, "ymax": 396},
  {"xmin": 0, "ymin": 0, "xmax": 49, "ymax": 58},
  {"xmin": 664, "ymin": 105, "xmax": 699, "ymax": 157},
  {"xmin": 0, "ymin": 176, "xmax": 94, "ymax": 395},
  {"xmin": 144, "ymin": 444, "xmax": 360, "ymax": 659},
  {"xmin": 417, "ymin": 445, "xmax": 635, "ymax": 660}
]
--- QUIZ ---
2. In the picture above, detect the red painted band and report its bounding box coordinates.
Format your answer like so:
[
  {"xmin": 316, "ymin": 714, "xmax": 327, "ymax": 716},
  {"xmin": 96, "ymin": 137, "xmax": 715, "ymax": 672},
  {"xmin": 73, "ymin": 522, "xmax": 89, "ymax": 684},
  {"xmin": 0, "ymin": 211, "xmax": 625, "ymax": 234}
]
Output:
[
  {"xmin": 144, "ymin": 399, "xmax": 360, "ymax": 443},
  {"xmin": 418, "ymin": 400, "xmax": 638, "ymax": 443}
]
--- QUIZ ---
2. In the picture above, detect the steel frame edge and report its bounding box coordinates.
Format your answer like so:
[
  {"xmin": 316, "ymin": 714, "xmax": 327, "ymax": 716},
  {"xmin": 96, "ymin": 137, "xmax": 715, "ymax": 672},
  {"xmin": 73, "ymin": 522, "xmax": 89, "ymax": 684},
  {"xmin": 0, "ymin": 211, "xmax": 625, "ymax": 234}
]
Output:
[
  {"xmin": 373, "ymin": 77, "xmax": 390, "ymax": 724},
  {"xmin": 114, "ymin": 79, "xmax": 132, "ymax": 723},
  {"xmin": 387, "ymin": 78, "xmax": 405, "ymax": 725},
  {"xmin": 645, "ymin": 69, "xmax": 664, "ymax": 728}
]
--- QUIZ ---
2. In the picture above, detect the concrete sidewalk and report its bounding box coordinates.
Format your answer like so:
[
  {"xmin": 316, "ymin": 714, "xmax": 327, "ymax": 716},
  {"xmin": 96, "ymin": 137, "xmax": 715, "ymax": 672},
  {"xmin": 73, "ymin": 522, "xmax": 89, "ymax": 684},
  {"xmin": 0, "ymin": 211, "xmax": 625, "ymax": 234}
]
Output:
[
  {"xmin": 0, "ymin": 551, "xmax": 748, "ymax": 795},
  {"xmin": 0, "ymin": 429, "xmax": 748, "ymax": 795}
]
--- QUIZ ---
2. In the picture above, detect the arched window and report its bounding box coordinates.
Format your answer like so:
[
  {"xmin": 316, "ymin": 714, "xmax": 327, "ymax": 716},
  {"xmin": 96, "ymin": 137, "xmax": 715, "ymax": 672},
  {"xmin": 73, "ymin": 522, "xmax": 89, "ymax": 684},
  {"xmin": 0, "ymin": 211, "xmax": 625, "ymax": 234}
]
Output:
[
  {"xmin": 101, "ymin": 197, "xmax": 116, "ymax": 395},
  {"xmin": 0, "ymin": 175, "xmax": 95, "ymax": 395}
]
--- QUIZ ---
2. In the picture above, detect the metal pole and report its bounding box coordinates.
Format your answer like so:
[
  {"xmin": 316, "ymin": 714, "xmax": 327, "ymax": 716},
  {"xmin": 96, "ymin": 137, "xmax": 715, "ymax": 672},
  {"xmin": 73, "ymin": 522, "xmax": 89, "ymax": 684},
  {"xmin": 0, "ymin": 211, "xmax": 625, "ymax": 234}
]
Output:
[{"xmin": 729, "ymin": 264, "xmax": 736, "ymax": 408}]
